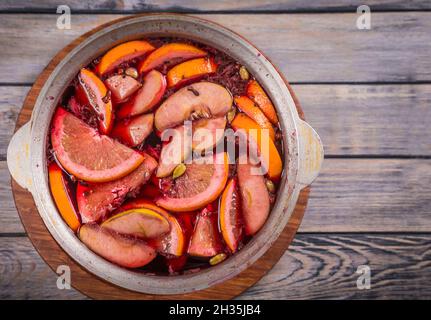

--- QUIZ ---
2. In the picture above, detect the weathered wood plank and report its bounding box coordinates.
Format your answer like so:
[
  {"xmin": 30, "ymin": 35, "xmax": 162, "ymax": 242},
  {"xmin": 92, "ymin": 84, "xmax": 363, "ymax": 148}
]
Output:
[
  {"xmin": 0, "ymin": 0, "xmax": 431, "ymax": 12},
  {"xmin": 0, "ymin": 162, "xmax": 25, "ymax": 233},
  {"xmin": 0, "ymin": 236, "xmax": 86, "ymax": 299},
  {"xmin": 1, "ymin": 85, "xmax": 430, "ymax": 158},
  {"xmin": 1, "ymin": 234, "xmax": 430, "ymax": 299},
  {"xmin": 0, "ymin": 13, "xmax": 430, "ymax": 83},
  {"xmin": 2, "ymin": 159, "xmax": 431, "ymax": 234},
  {"xmin": 239, "ymin": 234, "xmax": 431, "ymax": 299},
  {"xmin": 0, "ymin": 87, "xmax": 29, "ymax": 160},
  {"xmin": 1, "ymin": 0, "xmax": 430, "ymax": 12},
  {"xmin": 295, "ymin": 84, "xmax": 431, "ymax": 156},
  {"xmin": 302, "ymin": 158, "xmax": 431, "ymax": 232}
]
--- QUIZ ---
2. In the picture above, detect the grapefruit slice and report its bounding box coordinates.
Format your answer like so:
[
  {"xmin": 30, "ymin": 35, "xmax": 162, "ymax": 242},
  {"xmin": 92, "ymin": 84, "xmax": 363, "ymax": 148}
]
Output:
[
  {"xmin": 102, "ymin": 208, "xmax": 170, "ymax": 239},
  {"xmin": 138, "ymin": 43, "xmax": 206, "ymax": 74},
  {"xmin": 76, "ymin": 153, "xmax": 157, "ymax": 223},
  {"xmin": 188, "ymin": 205, "xmax": 223, "ymax": 258},
  {"xmin": 77, "ymin": 68, "xmax": 113, "ymax": 134},
  {"xmin": 97, "ymin": 40, "xmax": 155, "ymax": 76},
  {"xmin": 51, "ymin": 108, "xmax": 144, "ymax": 182},
  {"xmin": 219, "ymin": 178, "xmax": 243, "ymax": 252},
  {"xmin": 79, "ymin": 223, "xmax": 156, "ymax": 268},
  {"xmin": 156, "ymin": 152, "xmax": 229, "ymax": 212},
  {"xmin": 48, "ymin": 162, "xmax": 81, "ymax": 232},
  {"xmin": 237, "ymin": 154, "xmax": 270, "ymax": 235},
  {"xmin": 119, "ymin": 199, "xmax": 185, "ymax": 256}
]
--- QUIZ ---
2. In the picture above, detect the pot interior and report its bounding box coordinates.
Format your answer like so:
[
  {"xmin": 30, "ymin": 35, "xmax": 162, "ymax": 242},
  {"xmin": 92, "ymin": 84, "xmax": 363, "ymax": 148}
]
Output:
[{"xmin": 28, "ymin": 14, "xmax": 301, "ymax": 294}]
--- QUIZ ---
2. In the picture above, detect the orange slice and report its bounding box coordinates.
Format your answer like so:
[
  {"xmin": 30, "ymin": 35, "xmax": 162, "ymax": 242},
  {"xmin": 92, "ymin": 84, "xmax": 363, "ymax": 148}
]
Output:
[
  {"xmin": 97, "ymin": 40, "xmax": 155, "ymax": 76},
  {"xmin": 234, "ymin": 95, "xmax": 275, "ymax": 141},
  {"xmin": 167, "ymin": 57, "xmax": 217, "ymax": 88},
  {"xmin": 231, "ymin": 113, "xmax": 282, "ymax": 181},
  {"xmin": 139, "ymin": 43, "xmax": 206, "ymax": 74},
  {"xmin": 48, "ymin": 162, "xmax": 81, "ymax": 232},
  {"xmin": 246, "ymin": 80, "xmax": 279, "ymax": 125}
]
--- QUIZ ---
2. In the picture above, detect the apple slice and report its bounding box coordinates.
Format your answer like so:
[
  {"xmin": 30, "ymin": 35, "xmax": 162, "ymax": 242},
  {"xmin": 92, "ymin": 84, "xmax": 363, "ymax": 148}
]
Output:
[
  {"xmin": 117, "ymin": 70, "xmax": 166, "ymax": 119},
  {"xmin": 77, "ymin": 153, "xmax": 157, "ymax": 223},
  {"xmin": 154, "ymin": 82, "xmax": 232, "ymax": 132},
  {"xmin": 237, "ymin": 155, "xmax": 270, "ymax": 235},
  {"xmin": 48, "ymin": 162, "xmax": 81, "ymax": 232},
  {"xmin": 192, "ymin": 117, "xmax": 226, "ymax": 153},
  {"xmin": 188, "ymin": 205, "xmax": 223, "ymax": 258},
  {"xmin": 219, "ymin": 178, "xmax": 243, "ymax": 252},
  {"xmin": 79, "ymin": 223, "xmax": 156, "ymax": 268},
  {"xmin": 102, "ymin": 208, "xmax": 170, "ymax": 239},
  {"xmin": 77, "ymin": 68, "xmax": 113, "ymax": 134},
  {"xmin": 139, "ymin": 43, "xmax": 206, "ymax": 74},
  {"xmin": 167, "ymin": 57, "xmax": 217, "ymax": 88},
  {"xmin": 104, "ymin": 75, "xmax": 141, "ymax": 104},
  {"xmin": 119, "ymin": 199, "xmax": 185, "ymax": 256},
  {"xmin": 157, "ymin": 124, "xmax": 192, "ymax": 178},
  {"xmin": 111, "ymin": 113, "xmax": 154, "ymax": 147},
  {"xmin": 97, "ymin": 40, "xmax": 155, "ymax": 76}
]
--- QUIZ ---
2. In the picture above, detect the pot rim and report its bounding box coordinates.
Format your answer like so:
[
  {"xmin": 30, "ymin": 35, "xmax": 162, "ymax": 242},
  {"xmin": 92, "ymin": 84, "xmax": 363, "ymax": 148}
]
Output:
[{"xmin": 24, "ymin": 14, "xmax": 305, "ymax": 294}]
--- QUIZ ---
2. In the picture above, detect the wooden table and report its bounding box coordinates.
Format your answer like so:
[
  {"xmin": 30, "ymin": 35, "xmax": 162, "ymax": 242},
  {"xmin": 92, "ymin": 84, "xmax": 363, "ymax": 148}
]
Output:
[{"xmin": 1, "ymin": 1, "xmax": 431, "ymax": 300}]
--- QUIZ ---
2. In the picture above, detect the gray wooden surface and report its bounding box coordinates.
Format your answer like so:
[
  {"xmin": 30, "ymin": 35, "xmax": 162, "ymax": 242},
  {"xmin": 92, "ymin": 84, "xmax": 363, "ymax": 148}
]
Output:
[{"xmin": 0, "ymin": 1, "xmax": 430, "ymax": 299}]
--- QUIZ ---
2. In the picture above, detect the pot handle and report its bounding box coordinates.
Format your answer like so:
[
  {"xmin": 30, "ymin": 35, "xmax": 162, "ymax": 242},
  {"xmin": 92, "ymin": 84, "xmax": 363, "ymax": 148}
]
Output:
[
  {"xmin": 296, "ymin": 119, "xmax": 324, "ymax": 189},
  {"xmin": 7, "ymin": 121, "xmax": 33, "ymax": 193}
]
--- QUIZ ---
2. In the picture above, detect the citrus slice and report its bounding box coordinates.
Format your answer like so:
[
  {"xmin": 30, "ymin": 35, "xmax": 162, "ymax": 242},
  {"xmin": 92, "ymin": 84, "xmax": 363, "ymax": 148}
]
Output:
[
  {"xmin": 97, "ymin": 40, "xmax": 155, "ymax": 76},
  {"xmin": 119, "ymin": 199, "xmax": 185, "ymax": 256},
  {"xmin": 219, "ymin": 178, "xmax": 243, "ymax": 252},
  {"xmin": 167, "ymin": 57, "xmax": 217, "ymax": 88},
  {"xmin": 231, "ymin": 113, "xmax": 282, "ymax": 182},
  {"xmin": 246, "ymin": 79, "xmax": 279, "ymax": 125},
  {"xmin": 76, "ymin": 154, "xmax": 157, "ymax": 223},
  {"xmin": 51, "ymin": 108, "xmax": 145, "ymax": 182},
  {"xmin": 77, "ymin": 68, "xmax": 113, "ymax": 134},
  {"xmin": 138, "ymin": 43, "xmax": 206, "ymax": 74},
  {"xmin": 156, "ymin": 152, "xmax": 229, "ymax": 212},
  {"xmin": 48, "ymin": 162, "xmax": 81, "ymax": 232},
  {"xmin": 79, "ymin": 223, "xmax": 156, "ymax": 268},
  {"xmin": 102, "ymin": 208, "xmax": 170, "ymax": 239},
  {"xmin": 234, "ymin": 95, "xmax": 275, "ymax": 141}
]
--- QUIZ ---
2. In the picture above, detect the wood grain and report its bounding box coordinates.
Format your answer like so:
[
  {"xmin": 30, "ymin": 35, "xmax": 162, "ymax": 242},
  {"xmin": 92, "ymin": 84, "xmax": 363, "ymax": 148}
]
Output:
[
  {"xmin": 0, "ymin": 13, "xmax": 430, "ymax": 83},
  {"xmin": 3, "ymin": 159, "xmax": 431, "ymax": 234},
  {"xmin": 1, "ymin": 85, "xmax": 430, "ymax": 159},
  {"xmin": 2, "ymin": 234, "xmax": 430, "ymax": 300},
  {"xmin": 1, "ymin": 0, "xmax": 430, "ymax": 12}
]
